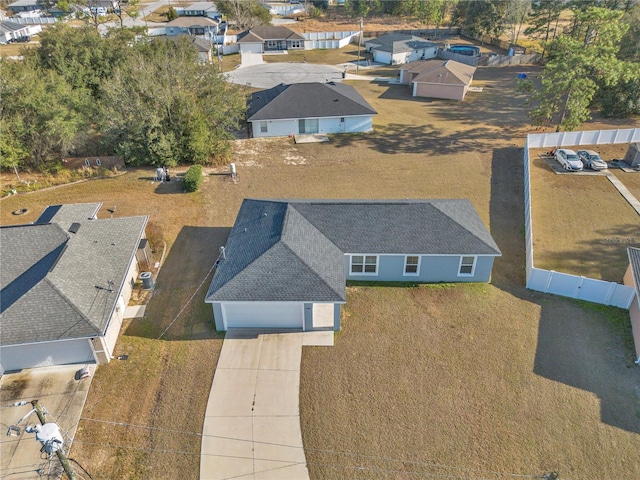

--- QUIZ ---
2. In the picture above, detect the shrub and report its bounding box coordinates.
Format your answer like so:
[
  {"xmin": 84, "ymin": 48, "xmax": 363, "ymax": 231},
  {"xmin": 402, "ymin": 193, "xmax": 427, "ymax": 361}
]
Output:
[{"xmin": 183, "ymin": 165, "xmax": 203, "ymax": 192}]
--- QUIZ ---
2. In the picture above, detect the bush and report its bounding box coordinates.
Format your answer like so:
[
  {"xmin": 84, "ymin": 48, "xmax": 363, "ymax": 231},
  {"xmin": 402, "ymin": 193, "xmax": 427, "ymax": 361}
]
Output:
[{"xmin": 183, "ymin": 165, "xmax": 203, "ymax": 192}]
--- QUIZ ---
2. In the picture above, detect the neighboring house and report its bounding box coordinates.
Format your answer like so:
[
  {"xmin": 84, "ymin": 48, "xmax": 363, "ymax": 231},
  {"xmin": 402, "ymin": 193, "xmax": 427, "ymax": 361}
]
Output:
[
  {"xmin": 6, "ymin": 0, "xmax": 39, "ymax": 13},
  {"xmin": 237, "ymin": 25, "xmax": 306, "ymax": 54},
  {"xmin": 365, "ymin": 33, "xmax": 438, "ymax": 65},
  {"xmin": 176, "ymin": 1, "xmax": 221, "ymax": 19},
  {"xmin": 205, "ymin": 199, "xmax": 501, "ymax": 331},
  {"xmin": 87, "ymin": 0, "xmax": 117, "ymax": 16},
  {"xmin": 624, "ymin": 247, "xmax": 640, "ymax": 362},
  {"xmin": 246, "ymin": 82, "xmax": 377, "ymax": 138},
  {"xmin": 0, "ymin": 21, "xmax": 41, "ymax": 43},
  {"xmin": 0, "ymin": 203, "xmax": 149, "ymax": 373},
  {"xmin": 399, "ymin": 59, "xmax": 476, "ymax": 101},
  {"xmin": 169, "ymin": 35, "xmax": 213, "ymax": 62},
  {"xmin": 165, "ymin": 16, "xmax": 223, "ymax": 42}
]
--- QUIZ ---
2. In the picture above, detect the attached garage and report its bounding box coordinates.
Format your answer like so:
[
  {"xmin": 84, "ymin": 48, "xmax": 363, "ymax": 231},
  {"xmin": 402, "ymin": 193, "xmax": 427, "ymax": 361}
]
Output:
[
  {"xmin": 0, "ymin": 339, "xmax": 94, "ymax": 372},
  {"xmin": 221, "ymin": 302, "xmax": 304, "ymax": 329}
]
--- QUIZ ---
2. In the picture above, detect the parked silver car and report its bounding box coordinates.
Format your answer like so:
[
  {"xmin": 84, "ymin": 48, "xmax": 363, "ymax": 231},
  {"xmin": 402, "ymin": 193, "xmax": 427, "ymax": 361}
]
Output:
[
  {"xmin": 555, "ymin": 148, "xmax": 583, "ymax": 171},
  {"xmin": 577, "ymin": 150, "xmax": 608, "ymax": 170}
]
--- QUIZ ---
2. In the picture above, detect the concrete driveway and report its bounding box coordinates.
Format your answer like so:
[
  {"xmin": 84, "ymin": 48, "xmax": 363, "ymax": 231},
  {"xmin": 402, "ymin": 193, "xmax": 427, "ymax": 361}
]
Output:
[
  {"xmin": 225, "ymin": 63, "xmax": 344, "ymax": 89},
  {"xmin": 0, "ymin": 365, "xmax": 94, "ymax": 479},
  {"xmin": 200, "ymin": 330, "xmax": 332, "ymax": 480}
]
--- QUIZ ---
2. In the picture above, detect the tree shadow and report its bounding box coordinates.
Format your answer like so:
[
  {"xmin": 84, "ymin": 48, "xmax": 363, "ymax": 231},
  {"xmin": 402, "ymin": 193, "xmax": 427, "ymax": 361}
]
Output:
[{"xmin": 124, "ymin": 226, "xmax": 231, "ymax": 340}]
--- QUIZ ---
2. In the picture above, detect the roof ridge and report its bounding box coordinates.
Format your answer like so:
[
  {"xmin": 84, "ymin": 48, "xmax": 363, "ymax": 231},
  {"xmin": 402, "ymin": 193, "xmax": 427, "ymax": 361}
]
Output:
[{"xmin": 43, "ymin": 278, "xmax": 102, "ymax": 337}]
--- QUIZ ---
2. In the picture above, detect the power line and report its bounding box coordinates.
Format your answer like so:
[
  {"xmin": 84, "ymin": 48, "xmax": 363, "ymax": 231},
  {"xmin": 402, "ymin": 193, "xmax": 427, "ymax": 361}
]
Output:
[{"xmin": 73, "ymin": 418, "xmax": 546, "ymax": 479}]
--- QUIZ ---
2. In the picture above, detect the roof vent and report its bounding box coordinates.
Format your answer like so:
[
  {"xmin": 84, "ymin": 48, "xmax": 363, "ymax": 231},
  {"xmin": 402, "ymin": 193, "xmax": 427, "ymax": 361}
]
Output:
[{"xmin": 69, "ymin": 223, "xmax": 81, "ymax": 234}]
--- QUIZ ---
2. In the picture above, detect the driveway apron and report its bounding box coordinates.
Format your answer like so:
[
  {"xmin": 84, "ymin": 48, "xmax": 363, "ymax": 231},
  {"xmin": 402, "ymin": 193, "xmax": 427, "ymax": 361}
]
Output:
[{"xmin": 200, "ymin": 330, "xmax": 309, "ymax": 480}]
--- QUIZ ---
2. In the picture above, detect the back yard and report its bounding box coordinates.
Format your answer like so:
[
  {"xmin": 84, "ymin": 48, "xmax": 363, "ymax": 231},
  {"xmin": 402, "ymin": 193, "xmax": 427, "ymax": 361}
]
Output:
[{"xmin": 1, "ymin": 66, "xmax": 638, "ymax": 479}]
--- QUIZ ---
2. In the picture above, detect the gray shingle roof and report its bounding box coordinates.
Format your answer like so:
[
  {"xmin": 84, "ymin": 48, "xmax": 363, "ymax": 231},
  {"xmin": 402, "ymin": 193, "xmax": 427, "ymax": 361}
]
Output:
[
  {"xmin": 247, "ymin": 82, "xmax": 377, "ymax": 121},
  {"xmin": 1, "ymin": 208, "xmax": 148, "ymax": 346},
  {"xmin": 206, "ymin": 200, "xmax": 345, "ymax": 302},
  {"xmin": 628, "ymin": 247, "xmax": 640, "ymax": 299},
  {"xmin": 366, "ymin": 33, "xmax": 436, "ymax": 54},
  {"xmin": 237, "ymin": 26, "xmax": 304, "ymax": 43},
  {"xmin": 206, "ymin": 199, "xmax": 501, "ymax": 302},
  {"xmin": 36, "ymin": 203, "xmax": 101, "ymax": 231},
  {"xmin": 400, "ymin": 59, "xmax": 476, "ymax": 86}
]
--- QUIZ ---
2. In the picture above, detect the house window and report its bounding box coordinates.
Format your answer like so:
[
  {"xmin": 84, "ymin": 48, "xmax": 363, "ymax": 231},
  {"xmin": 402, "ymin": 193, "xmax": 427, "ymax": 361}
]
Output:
[
  {"xmin": 458, "ymin": 256, "xmax": 476, "ymax": 276},
  {"xmin": 351, "ymin": 255, "xmax": 378, "ymax": 275},
  {"xmin": 404, "ymin": 255, "xmax": 420, "ymax": 275},
  {"xmin": 260, "ymin": 122, "xmax": 268, "ymax": 133},
  {"xmin": 288, "ymin": 40, "xmax": 302, "ymax": 49},
  {"xmin": 298, "ymin": 118, "xmax": 319, "ymax": 134},
  {"xmin": 84, "ymin": 159, "xmax": 90, "ymax": 166},
  {"xmin": 95, "ymin": 158, "xmax": 101, "ymax": 166},
  {"xmin": 340, "ymin": 117, "xmax": 345, "ymax": 123}
]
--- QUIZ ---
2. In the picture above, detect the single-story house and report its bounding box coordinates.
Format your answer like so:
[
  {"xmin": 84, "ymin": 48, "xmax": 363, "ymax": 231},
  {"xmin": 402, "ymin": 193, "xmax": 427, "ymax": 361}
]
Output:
[
  {"xmin": 176, "ymin": 1, "xmax": 221, "ymax": 19},
  {"xmin": 399, "ymin": 59, "xmax": 476, "ymax": 101},
  {"xmin": 0, "ymin": 21, "xmax": 41, "ymax": 44},
  {"xmin": 237, "ymin": 25, "xmax": 306, "ymax": 54},
  {"xmin": 365, "ymin": 33, "xmax": 438, "ymax": 65},
  {"xmin": 86, "ymin": 0, "xmax": 118, "ymax": 16},
  {"xmin": 205, "ymin": 199, "xmax": 501, "ymax": 331},
  {"xmin": 165, "ymin": 16, "xmax": 223, "ymax": 41},
  {"xmin": 0, "ymin": 203, "xmax": 149, "ymax": 373},
  {"xmin": 624, "ymin": 247, "xmax": 640, "ymax": 362},
  {"xmin": 7, "ymin": 0, "xmax": 39, "ymax": 13},
  {"xmin": 246, "ymin": 82, "xmax": 377, "ymax": 138}
]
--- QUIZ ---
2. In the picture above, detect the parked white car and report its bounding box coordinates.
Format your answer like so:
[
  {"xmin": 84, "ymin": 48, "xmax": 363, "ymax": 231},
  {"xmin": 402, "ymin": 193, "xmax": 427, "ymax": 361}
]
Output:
[
  {"xmin": 577, "ymin": 150, "xmax": 608, "ymax": 170},
  {"xmin": 555, "ymin": 148, "xmax": 583, "ymax": 171}
]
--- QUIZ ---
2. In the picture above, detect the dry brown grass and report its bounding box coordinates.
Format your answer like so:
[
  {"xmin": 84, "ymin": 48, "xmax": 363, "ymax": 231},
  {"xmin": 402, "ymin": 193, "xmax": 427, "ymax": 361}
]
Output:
[
  {"xmin": 529, "ymin": 142, "xmax": 640, "ymax": 282},
  {"xmin": 1, "ymin": 66, "xmax": 638, "ymax": 479},
  {"xmin": 301, "ymin": 284, "xmax": 639, "ymax": 479}
]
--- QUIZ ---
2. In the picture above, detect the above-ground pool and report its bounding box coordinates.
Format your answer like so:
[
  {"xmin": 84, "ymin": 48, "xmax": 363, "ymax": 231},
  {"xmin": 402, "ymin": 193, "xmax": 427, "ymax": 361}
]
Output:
[{"xmin": 448, "ymin": 45, "xmax": 481, "ymax": 56}]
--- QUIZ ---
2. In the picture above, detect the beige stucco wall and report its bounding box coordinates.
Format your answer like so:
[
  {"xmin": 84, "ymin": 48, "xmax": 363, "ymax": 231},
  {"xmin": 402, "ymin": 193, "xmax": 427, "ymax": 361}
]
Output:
[
  {"xmin": 623, "ymin": 264, "xmax": 640, "ymax": 359},
  {"xmin": 414, "ymin": 82, "xmax": 465, "ymax": 100}
]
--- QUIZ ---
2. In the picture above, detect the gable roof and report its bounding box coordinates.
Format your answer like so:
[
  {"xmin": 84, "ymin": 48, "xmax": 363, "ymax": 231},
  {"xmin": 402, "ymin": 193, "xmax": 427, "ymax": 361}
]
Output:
[
  {"xmin": 206, "ymin": 199, "xmax": 501, "ymax": 302},
  {"xmin": 237, "ymin": 25, "xmax": 304, "ymax": 43},
  {"xmin": 0, "ymin": 21, "xmax": 27, "ymax": 34},
  {"xmin": 1, "ymin": 205, "xmax": 148, "ymax": 346},
  {"xmin": 628, "ymin": 247, "xmax": 640, "ymax": 299},
  {"xmin": 247, "ymin": 82, "xmax": 377, "ymax": 121},
  {"xmin": 366, "ymin": 33, "xmax": 436, "ymax": 54},
  {"xmin": 400, "ymin": 59, "xmax": 476, "ymax": 86}
]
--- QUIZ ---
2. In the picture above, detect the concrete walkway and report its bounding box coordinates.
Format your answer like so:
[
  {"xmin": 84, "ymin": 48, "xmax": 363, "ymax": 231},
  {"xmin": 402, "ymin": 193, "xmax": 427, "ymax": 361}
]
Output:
[
  {"xmin": 605, "ymin": 171, "xmax": 640, "ymax": 215},
  {"xmin": 200, "ymin": 330, "xmax": 332, "ymax": 480}
]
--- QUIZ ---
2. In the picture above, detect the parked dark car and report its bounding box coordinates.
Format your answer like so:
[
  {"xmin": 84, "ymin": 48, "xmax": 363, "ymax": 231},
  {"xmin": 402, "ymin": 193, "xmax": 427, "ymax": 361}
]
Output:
[{"xmin": 10, "ymin": 36, "xmax": 31, "ymax": 43}]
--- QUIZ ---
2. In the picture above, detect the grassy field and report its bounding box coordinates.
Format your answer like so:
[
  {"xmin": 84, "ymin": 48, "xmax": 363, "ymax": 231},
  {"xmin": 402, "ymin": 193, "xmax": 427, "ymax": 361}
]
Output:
[{"xmin": 1, "ymin": 66, "xmax": 639, "ymax": 478}]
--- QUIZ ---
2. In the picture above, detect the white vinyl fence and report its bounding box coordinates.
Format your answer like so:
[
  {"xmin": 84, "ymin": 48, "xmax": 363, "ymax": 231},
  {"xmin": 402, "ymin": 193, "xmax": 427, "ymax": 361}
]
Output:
[
  {"xmin": 524, "ymin": 128, "xmax": 640, "ymax": 308},
  {"xmin": 303, "ymin": 30, "xmax": 359, "ymax": 50}
]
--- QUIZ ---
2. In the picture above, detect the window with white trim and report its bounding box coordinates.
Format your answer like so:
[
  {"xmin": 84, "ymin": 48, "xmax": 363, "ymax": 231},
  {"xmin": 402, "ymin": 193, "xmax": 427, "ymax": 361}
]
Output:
[
  {"xmin": 404, "ymin": 255, "xmax": 420, "ymax": 275},
  {"xmin": 351, "ymin": 255, "xmax": 378, "ymax": 275},
  {"xmin": 260, "ymin": 121, "xmax": 268, "ymax": 133},
  {"xmin": 458, "ymin": 256, "xmax": 476, "ymax": 276}
]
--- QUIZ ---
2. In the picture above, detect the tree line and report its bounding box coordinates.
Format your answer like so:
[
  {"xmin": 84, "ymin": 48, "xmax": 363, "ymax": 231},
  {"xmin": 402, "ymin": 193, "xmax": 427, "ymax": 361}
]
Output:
[{"xmin": 0, "ymin": 26, "xmax": 248, "ymax": 171}]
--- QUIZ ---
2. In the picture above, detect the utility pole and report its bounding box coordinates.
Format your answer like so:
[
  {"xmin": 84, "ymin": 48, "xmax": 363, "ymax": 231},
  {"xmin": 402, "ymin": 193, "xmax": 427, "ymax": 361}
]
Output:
[
  {"xmin": 356, "ymin": 16, "xmax": 363, "ymax": 74},
  {"xmin": 31, "ymin": 400, "xmax": 77, "ymax": 480}
]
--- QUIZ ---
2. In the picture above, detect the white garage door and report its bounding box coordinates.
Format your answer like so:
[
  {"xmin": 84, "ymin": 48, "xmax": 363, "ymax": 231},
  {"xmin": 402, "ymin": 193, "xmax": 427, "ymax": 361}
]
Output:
[
  {"xmin": 223, "ymin": 302, "xmax": 303, "ymax": 329},
  {"xmin": 0, "ymin": 339, "xmax": 95, "ymax": 372}
]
